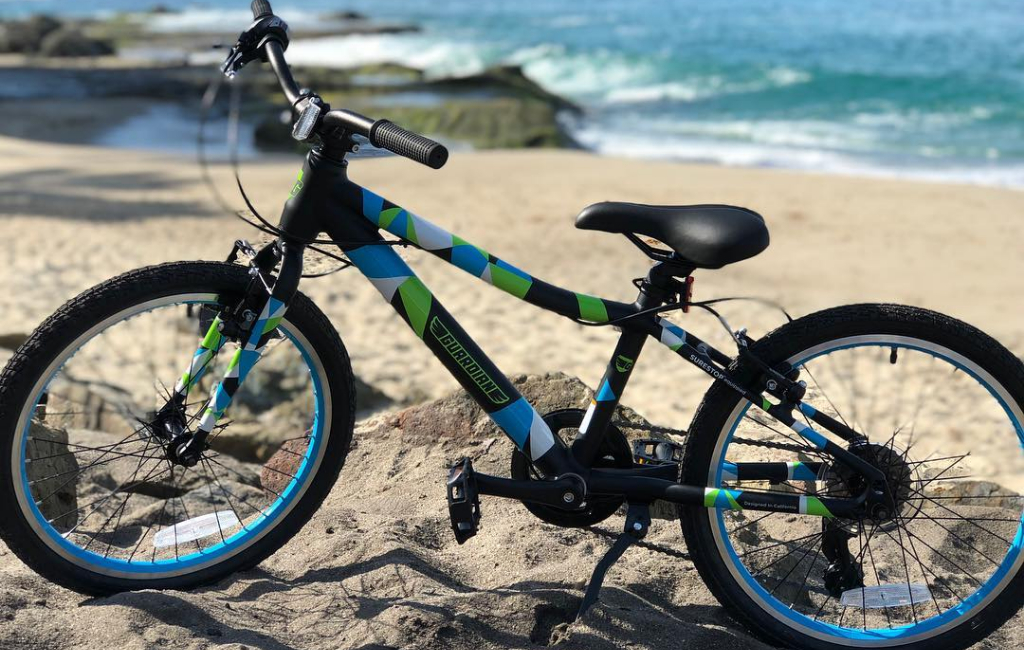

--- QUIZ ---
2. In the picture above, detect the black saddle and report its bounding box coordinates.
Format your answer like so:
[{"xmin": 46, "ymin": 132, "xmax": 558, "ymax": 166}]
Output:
[{"xmin": 575, "ymin": 202, "xmax": 770, "ymax": 269}]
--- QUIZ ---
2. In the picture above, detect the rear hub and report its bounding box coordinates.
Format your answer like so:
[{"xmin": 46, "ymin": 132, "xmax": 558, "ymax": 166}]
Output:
[{"xmin": 825, "ymin": 441, "xmax": 923, "ymax": 529}]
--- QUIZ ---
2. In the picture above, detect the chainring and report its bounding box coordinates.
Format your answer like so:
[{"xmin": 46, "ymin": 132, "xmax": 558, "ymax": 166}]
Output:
[{"xmin": 510, "ymin": 408, "xmax": 633, "ymax": 528}]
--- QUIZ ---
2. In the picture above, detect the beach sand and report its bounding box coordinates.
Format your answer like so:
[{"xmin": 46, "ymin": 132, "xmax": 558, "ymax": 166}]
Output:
[
  {"xmin": 1, "ymin": 135, "xmax": 1022, "ymax": 648},
  {"xmin": 2, "ymin": 136, "xmax": 1023, "ymax": 426}
]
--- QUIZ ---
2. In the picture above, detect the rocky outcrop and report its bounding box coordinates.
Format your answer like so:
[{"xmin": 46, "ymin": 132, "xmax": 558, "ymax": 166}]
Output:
[
  {"xmin": 38, "ymin": 27, "xmax": 115, "ymax": 58},
  {"xmin": 0, "ymin": 16, "xmax": 114, "ymax": 57},
  {"xmin": 0, "ymin": 332, "xmax": 28, "ymax": 351},
  {"xmin": 260, "ymin": 372, "xmax": 679, "ymax": 516},
  {"xmin": 360, "ymin": 372, "xmax": 653, "ymax": 443},
  {"xmin": 25, "ymin": 420, "xmax": 78, "ymax": 532},
  {"xmin": 0, "ymin": 15, "xmax": 61, "ymax": 54}
]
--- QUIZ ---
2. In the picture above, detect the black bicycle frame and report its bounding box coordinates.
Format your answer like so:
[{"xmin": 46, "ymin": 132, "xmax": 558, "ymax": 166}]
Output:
[{"xmin": 198, "ymin": 146, "xmax": 891, "ymax": 521}]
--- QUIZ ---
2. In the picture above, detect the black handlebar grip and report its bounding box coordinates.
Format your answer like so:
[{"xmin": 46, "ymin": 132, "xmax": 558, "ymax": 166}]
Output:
[
  {"xmin": 251, "ymin": 0, "xmax": 273, "ymax": 19},
  {"xmin": 370, "ymin": 120, "xmax": 449, "ymax": 170}
]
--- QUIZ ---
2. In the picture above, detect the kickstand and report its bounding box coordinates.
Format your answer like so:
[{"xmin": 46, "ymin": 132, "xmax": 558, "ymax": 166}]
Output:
[{"xmin": 576, "ymin": 502, "xmax": 651, "ymax": 621}]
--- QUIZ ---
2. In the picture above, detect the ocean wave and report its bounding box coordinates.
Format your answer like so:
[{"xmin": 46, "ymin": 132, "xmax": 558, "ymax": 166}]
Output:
[
  {"xmin": 852, "ymin": 106, "xmax": 998, "ymax": 129},
  {"xmin": 510, "ymin": 45, "xmax": 661, "ymax": 98},
  {"xmin": 603, "ymin": 68, "xmax": 811, "ymax": 105},
  {"xmin": 285, "ymin": 34, "xmax": 493, "ymax": 77},
  {"xmin": 143, "ymin": 5, "xmax": 352, "ymax": 33},
  {"xmin": 572, "ymin": 124, "xmax": 1024, "ymax": 189}
]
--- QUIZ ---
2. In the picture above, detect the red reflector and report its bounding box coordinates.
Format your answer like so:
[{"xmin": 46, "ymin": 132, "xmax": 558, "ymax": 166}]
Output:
[{"xmin": 683, "ymin": 276, "xmax": 695, "ymax": 313}]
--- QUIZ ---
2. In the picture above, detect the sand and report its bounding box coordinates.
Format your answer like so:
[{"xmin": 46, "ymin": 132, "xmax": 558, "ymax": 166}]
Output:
[
  {"xmin": 2, "ymin": 136, "xmax": 1023, "ymax": 425},
  {"xmin": 1, "ymin": 136, "xmax": 1022, "ymax": 649}
]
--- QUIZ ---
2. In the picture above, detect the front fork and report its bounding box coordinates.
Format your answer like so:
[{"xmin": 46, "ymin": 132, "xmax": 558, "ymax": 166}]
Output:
[{"xmin": 164, "ymin": 240, "xmax": 304, "ymax": 465}]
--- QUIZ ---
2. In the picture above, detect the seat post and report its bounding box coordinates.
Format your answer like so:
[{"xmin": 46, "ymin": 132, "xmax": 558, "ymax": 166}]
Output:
[{"xmin": 638, "ymin": 259, "xmax": 695, "ymax": 308}]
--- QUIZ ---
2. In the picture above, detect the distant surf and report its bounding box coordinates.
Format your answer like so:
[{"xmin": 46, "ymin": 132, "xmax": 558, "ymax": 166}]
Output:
[{"xmin": 5, "ymin": 0, "xmax": 1021, "ymax": 188}]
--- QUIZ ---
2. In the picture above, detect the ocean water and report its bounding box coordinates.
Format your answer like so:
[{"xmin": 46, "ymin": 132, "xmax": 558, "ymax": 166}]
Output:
[{"xmin": 4, "ymin": 0, "xmax": 1023, "ymax": 187}]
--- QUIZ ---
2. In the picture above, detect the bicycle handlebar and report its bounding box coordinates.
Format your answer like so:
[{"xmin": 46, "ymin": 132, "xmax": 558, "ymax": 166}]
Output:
[
  {"xmin": 235, "ymin": 0, "xmax": 448, "ymax": 169},
  {"xmin": 251, "ymin": 0, "xmax": 273, "ymax": 19}
]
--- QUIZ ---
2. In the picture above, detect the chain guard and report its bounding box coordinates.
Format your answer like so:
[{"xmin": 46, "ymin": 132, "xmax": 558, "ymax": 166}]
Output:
[{"xmin": 511, "ymin": 408, "xmax": 633, "ymax": 528}]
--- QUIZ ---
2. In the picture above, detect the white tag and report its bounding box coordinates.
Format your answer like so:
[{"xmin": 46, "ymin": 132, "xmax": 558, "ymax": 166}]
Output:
[
  {"xmin": 841, "ymin": 584, "xmax": 931, "ymax": 609},
  {"xmin": 154, "ymin": 511, "xmax": 241, "ymax": 548}
]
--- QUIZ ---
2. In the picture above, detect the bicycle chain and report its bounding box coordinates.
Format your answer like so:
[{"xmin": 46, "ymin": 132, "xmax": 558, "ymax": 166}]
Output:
[
  {"xmin": 729, "ymin": 436, "xmax": 815, "ymax": 453},
  {"xmin": 611, "ymin": 420, "xmax": 814, "ymax": 453},
  {"xmin": 592, "ymin": 421, "xmax": 815, "ymax": 562}
]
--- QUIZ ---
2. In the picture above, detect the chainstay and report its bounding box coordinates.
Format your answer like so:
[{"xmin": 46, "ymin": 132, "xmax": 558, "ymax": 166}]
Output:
[{"xmin": 611, "ymin": 419, "xmax": 814, "ymax": 454}]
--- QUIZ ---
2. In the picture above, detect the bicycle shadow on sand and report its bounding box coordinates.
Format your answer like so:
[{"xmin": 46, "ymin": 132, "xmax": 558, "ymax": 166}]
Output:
[
  {"xmin": 0, "ymin": 167, "xmax": 212, "ymax": 221},
  {"xmin": 84, "ymin": 546, "xmax": 765, "ymax": 650}
]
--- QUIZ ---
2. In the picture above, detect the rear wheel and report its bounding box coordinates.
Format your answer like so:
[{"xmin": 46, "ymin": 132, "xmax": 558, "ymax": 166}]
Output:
[
  {"xmin": 680, "ymin": 304, "xmax": 1024, "ymax": 649},
  {"xmin": 0, "ymin": 262, "xmax": 355, "ymax": 594}
]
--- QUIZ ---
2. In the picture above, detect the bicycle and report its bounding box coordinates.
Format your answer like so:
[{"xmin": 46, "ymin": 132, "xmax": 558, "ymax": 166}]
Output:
[{"xmin": 0, "ymin": 3, "xmax": 1021, "ymax": 648}]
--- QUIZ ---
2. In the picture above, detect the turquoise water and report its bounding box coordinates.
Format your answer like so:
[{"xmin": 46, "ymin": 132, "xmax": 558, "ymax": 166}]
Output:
[{"xmin": 5, "ymin": 0, "xmax": 1023, "ymax": 186}]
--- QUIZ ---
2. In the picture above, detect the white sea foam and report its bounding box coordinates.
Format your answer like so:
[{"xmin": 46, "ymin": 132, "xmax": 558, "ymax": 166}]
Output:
[
  {"xmin": 143, "ymin": 6, "xmax": 1020, "ymax": 189},
  {"xmin": 144, "ymin": 6, "xmax": 335, "ymax": 33},
  {"xmin": 285, "ymin": 34, "xmax": 491, "ymax": 77},
  {"xmin": 573, "ymin": 123, "xmax": 1024, "ymax": 189},
  {"xmin": 604, "ymin": 67, "xmax": 811, "ymax": 105}
]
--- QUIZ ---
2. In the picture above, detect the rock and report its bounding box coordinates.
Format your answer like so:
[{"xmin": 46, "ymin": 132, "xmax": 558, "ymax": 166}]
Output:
[
  {"xmin": 354, "ymin": 376, "xmax": 394, "ymax": 417},
  {"xmin": 0, "ymin": 332, "xmax": 28, "ymax": 351},
  {"xmin": 357, "ymin": 96, "xmax": 574, "ymax": 150},
  {"xmin": 38, "ymin": 27, "xmax": 115, "ymax": 57},
  {"xmin": 925, "ymin": 479, "xmax": 1019, "ymax": 508},
  {"xmin": 40, "ymin": 379, "xmax": 139, "ymax": 436},
  {"xmin": 386, "ymin": 372, "xmax": 651, "ymax": 441},
  {"xmin": 322, "ymin": 10, "xmax": 368, "ymax": 21},
  {"xmin": 0, "ymin": 15, "xmax": 61, "ymax": 54},
  {"xmin": 427, "ymin": 65, "xmax": 582, "ymax": 114},
  {"xmin": 218, "ymin": 348, "xmax": 393, "ymax": 461},
  {"xmin": 349, "ymin": 372, "xmax": 679, "ymax": 520},
  {"xmin": 25, "ymin": 420, "xmax": 78, "ymax": 532},
  {"xmin": 261, "ymin": 438, "xmax": 308, "ymax": 495}
]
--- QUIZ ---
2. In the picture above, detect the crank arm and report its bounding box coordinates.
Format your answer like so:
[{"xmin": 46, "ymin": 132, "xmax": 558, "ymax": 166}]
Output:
[{"xmin": 475, "ymin": 472, "xmax": 587, "ymax": 510}]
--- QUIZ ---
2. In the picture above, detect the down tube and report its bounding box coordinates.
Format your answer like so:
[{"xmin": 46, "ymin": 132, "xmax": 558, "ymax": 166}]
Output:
[{"xmin": 342, "ymin": 242, "xmax": 577, "ymax": 477}]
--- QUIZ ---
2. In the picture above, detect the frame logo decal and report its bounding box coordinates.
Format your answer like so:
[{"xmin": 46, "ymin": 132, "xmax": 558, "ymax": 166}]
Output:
[
  {"xmin": 289, "ymin": 170, "xmax": 304, "ymax": 198},
  {"xmin": 615, "ymin": 355, "xmax": 634, "ymax": 373},
  {"xmin": 429, "ymin": 317, "xmax": 510, "ymax": 405}
]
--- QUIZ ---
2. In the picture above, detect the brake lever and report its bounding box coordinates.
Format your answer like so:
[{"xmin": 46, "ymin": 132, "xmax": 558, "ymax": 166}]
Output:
[{"xmin": 221, "ymin": 14, "xmax": 290, "ymax": 78}]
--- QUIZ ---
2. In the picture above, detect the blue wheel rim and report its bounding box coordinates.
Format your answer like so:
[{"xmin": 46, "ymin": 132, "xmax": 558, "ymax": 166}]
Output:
[
  {"xmin": 17, "ymin": 299, "xmax": 328, "ymax": 576},
  {"xmin": 712, "ymin": 338, "xmax": 1024, "ymax": 644}
]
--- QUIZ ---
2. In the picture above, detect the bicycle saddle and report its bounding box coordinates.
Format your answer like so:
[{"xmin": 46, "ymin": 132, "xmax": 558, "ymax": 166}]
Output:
[{"xmin": 575, "ymin": 202, "xmax": 770, "ymax": 269}]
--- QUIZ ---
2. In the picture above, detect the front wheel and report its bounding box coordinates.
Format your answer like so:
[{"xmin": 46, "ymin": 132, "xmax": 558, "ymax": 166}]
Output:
[
  {"xmin": 0, "ymin": 262, "xmax": 355, "ymax": 594},
  {"xmin": 680, "ymin": 304, "xmax": 1024, "ymax": 650}
]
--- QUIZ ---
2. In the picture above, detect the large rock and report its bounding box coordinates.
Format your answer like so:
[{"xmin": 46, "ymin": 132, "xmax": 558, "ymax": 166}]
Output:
[
  {"xmin": 0, "ymin": 15, "xmax": 61, "ymax": 54},
  {"xmin": 38, "ymin": 27, "xmax": 114, "ymax": 57},
  {"xmin": 40, "ymin": 379, "xmax": 138, "ymax": 437},
  {"xmin": 260, "ymin": 373, "xmax": 681, "ymax": 516},
  {"xmin": 385, "ymin": 371, "xmax": 653, "ymax": 442},
  {"xmin": 261, "ymin": 437, "xmax": 309, "ymax": 495},
  {"xmin": 216, "ymin": 347, "xmax": 394, "ymax": 463},
  {"xmin": 25, "ymin": 420, "xmax": 79, "ymax": 532},
  {"xmin": 0, "ymin": 332, "xmax": 28, "ymax": 351}
]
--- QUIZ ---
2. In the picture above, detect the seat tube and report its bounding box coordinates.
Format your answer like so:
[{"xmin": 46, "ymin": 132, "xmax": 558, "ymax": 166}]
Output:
[
  {"xmin": 573, "ymin": 274, "xmax": 670, "ymax": 467},
  {"xmin": 573, "ymin": 327, "xmax": 648, "ymax": 467}
]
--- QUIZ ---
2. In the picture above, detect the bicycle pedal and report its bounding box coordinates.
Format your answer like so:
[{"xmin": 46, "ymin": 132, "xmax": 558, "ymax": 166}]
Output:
[
  {"xmin": 632, "ymin": 439, "xmax": 683, "ymax": 466},
  {"xmin": 446, "ymin": 457, "xmax": 481, "ymax": 544}
]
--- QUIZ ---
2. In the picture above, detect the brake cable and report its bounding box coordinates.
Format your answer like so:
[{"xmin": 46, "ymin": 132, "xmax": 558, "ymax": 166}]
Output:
[{"xmin": 196, "ymin": 71, "xmax": 409, "ymax": 278}]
